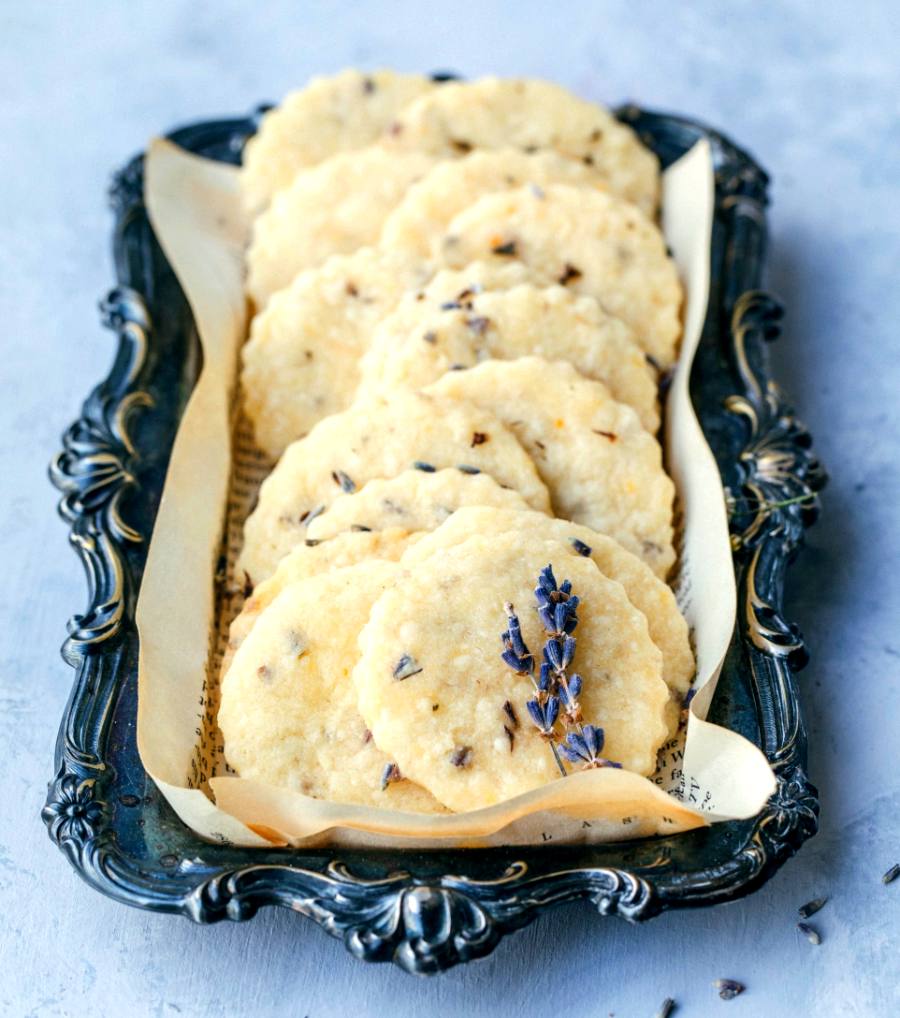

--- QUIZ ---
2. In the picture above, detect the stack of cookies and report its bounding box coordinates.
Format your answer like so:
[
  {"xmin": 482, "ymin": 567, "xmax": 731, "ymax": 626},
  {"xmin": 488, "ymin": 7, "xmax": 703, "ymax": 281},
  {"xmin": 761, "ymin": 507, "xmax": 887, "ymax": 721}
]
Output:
[{"xmin": 218, "ymin": 71, "xmax": 694, "ymax": 815}]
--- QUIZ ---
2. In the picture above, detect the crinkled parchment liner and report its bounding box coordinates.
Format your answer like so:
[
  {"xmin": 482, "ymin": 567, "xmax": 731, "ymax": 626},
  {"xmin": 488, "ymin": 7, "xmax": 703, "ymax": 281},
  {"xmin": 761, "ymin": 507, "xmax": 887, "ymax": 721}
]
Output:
[{"xmin": 137, "ymin": 138, "xmax": 776, "ymax": 848}]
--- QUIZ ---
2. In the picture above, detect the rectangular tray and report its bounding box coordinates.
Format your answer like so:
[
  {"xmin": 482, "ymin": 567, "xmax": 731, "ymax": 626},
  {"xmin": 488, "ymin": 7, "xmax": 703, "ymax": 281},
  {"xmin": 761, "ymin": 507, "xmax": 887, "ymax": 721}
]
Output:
[{"xmin": 44, "ymin": 104, "xmax": 826, "ymax": 975}]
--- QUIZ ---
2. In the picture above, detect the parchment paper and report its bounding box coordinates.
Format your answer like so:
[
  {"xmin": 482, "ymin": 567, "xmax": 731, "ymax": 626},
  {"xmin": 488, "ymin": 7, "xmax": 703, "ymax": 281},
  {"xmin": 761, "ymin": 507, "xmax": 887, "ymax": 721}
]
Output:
[{"xmin": 138, "ymin": 137, "xmax": 776, "ymax": 848}]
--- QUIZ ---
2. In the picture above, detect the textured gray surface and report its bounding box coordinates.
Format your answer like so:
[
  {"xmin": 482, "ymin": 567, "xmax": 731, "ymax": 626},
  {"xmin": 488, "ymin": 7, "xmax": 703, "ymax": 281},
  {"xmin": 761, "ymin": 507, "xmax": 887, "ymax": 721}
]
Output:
[{"xmin": 1, "ymin": 1, "xmax": 899, "ymax": 1014}]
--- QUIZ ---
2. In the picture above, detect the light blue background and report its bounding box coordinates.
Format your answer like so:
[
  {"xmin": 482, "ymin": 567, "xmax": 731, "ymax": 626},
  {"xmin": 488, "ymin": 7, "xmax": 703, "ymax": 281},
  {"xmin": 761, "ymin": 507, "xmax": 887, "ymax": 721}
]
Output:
[{"xmin": 1, "ymin": 2, "xmax": 898, "ymax": 1014}]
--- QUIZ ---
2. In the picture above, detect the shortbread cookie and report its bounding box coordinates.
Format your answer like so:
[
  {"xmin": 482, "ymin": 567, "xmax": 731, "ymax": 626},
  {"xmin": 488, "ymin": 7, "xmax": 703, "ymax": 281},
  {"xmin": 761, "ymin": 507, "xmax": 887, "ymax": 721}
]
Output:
[
  {"xmin": 427, "ymin": 358, "xmax": 675, "ymax": 576},
  {"xmin": 439, "ymin": 184, "xmax": 682, "ymax": 366},
  {"xmin": 385, "ymin": 77, "xmax": 659, "ymax": 215},
  {"xmin": 241, "ymin": 69, "xmax": 435, "ymax": 213},
  {"xmin": 402, "ymin": 506, "xmax": 693, "ymax": 706},
  {"xmin": 242, "ymin": 248, "xmax": 433, "ymax": 457},
  {"xmin": 354, "ymin": 535, "xmax": 669, "ymax": 810},
  {"xmin": 246, "ymin": 147, "xmax": 435, "ymax": 306},
  {"xmin": 380, "ymin": 148, "xmax": 609, "ymax": 258},
  {"xmin": 306, "ymin": 468, "xmax": 534, "ymax": 541},
  {"xmin": 238, "ymin": 389, "xmax": 551, "ymax": 583},
  {"xmin": 360, "ymin": 280, "xmax": 659, "ymax": 431},
  {"xmin": 219, "ymin": 561, "xmax": 444, "ymax": 812},
  {"xmin": 223, "ymin": 528, "xmax": 417, "ymax": 677}
]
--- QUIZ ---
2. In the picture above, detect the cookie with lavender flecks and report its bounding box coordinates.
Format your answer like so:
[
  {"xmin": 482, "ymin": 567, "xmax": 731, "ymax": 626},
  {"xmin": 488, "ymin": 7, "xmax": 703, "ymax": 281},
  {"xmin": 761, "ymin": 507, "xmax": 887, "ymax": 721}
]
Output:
[
  {"xmin": 219, "ymin": 560, "xmax": 445, "ymax": 812},
  {"xmin": 305, "ymin": 468, "xmax": 535, "ymax": 541},
  {"xmin": 438, "ymin": 183, "xmax": 682, "ymax": 366},
  {"xmin": 427, "ymin": 357, "xmax": 675, "ymax": 577},
  {"xmin": 401, "ymin": 506, "xmax": 694, "ymax": 729},
  {"xmin": 359, "ymin": 279, "xmax": 659, "ymax": 431},
  {"xmin": 383, "ymin": 77, "xmax": 659, "ymax": 215},
  {"xmin": 246, "ymin": 147, "xmax": 436, "ymax": 307},
  {"xmin": 353, "ymin": 534, "xmax": 669, "ymax": 811},
  {"xmin": 221, "ymin": 527, "xmax": 419, "ymax": 680},
  {"xmin": 242, "ymin": 247, "xmax": 434, "ymax": 458},
  {"xmin": 237, "ymin": 388, "xmax": 551, "ymax": 584},
  {"xmin": 379, "ymin": 148, "xmax": 610, "ymax": 259},
  {"xmin": 241, "ymin": 69, "xmax": 436, "ymax": 214}
]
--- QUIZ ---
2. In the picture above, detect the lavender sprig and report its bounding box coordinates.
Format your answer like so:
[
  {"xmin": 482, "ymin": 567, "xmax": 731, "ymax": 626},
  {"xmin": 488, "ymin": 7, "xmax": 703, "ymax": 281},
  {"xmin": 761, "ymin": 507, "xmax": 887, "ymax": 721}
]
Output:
[{"xmin": 500, "ymin": 565, "xmax": 620, "ymax": 775}]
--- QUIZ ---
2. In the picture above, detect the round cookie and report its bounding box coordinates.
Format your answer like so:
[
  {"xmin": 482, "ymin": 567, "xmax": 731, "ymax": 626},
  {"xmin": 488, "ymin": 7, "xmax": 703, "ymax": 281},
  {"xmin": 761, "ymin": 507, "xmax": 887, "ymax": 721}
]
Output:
[
  {"xmin": 306, "ymin": 468, "xmax": 535, "ymax": 541},
  {"xmin": 242, "ymin": 248, "xmax": 433, "ymax": 457},
  {"xmin": 380, "ymin": 148, "xmax": 609, "ymax": 258},
  {"xmin": 219, "ymin": 561, "xmax": 444, "ymax": 812},
  {"xmin": 223, "ymin": 528, "xmax": 417, "ymax": 678},
  {"xmin": 426, "ymin": 358, "xmax": 675, "ymax": 577},
  {"xmin": 238, "ymin": 389, "xmax": 552, "ymax": 584},
  {"xmin": 384, "ymin": 77, "xmax": 659, "ymax": 215},
  {"xmin": 353, "ymin": 534, "xmax": 669, "ymax": 811},
  {"xmin": 401, "ymin": 506, "xmax": 694, "ymax": 709},
  {"xmin": 246, "ymin": 146, "xmax": 436, "ymax": 306},
  {"xmin": 360, "ymin": 280, "xmax": 659, "ymax": 432},
  {"xmin": 241, "ymin": 69, "xmax": 435, "ymax": 214},
  {"xmin": 439, "ymin": 183, "xmax": 682, "ymax": 366}
]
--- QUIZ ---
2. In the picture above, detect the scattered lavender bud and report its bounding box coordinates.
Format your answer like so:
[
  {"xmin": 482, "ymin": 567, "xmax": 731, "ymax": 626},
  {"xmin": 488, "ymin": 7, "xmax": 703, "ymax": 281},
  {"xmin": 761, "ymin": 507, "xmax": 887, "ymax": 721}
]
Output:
[
  {"xmin": 380, "ymin": 762, "xmax": 401, "ymax": 790},
  {"xmin": 882, "ymin": 863, "xmax": 900, "ymax": 885},
  {"xmin": 413, "ymin": 461, "xmax": 436, "ymax": 472},
  {"xmin": 502, "ymin": 700, "xmax": 519, "ymax": 727},
  {"xmin": 331, "ymin": 469, "xmax": 356, "ymax": 492},
  {"xmin": 450, "ymin": 746, "xmax": 473, "ymax": 768},
  {"xmin": 557, "ymin": 263, "xmax": 582, "ymax": 285},
  {"xmin": 422, "ymin": 329, "xmax": 438, "ymax": 344},
  {"xmin": 491, "ymin": 239, "xmax": 517, "ymax": 256},
  {"xmin": 570, "ymin": 537, "xmax": 592, "ymax": 557},
  {"xmin": 440, "ymin": 300, "xmax": 463, "ymax": 311},
  {"xmin": 457, "ymin": 464, "xmax": 481, "ymax": 474},
  {"xmin": 392, "ymin": 654, "xmax": 423, "ymax": 680},
  {"xmin": 654, "ymin": 999, "xmax": 676, "ymax": 1018},
  {"xmin": 713, "ymin": 979, "xmax": 745, "ymax": 1001},
  {"xmin": 797, "ymin": 922, "xmax": 821, "ymax": 945},
  {"xmin": 466, "ymin": 315, "xmax": 491, "ymax": 334},
  {"xmin": 300, "ymin": 504, "xmax": 325, "ymax": 526},
  {"xmin": 798, "ymin": 897, "xmax": 827, "ymax": 919}
]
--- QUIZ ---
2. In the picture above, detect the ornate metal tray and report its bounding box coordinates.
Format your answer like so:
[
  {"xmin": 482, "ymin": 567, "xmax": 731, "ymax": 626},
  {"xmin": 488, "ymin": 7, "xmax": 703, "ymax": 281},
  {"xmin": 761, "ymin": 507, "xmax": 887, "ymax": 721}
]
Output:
[{"xmin": 44, "ymin": 105, "xmax": 826, "ymax": 974}]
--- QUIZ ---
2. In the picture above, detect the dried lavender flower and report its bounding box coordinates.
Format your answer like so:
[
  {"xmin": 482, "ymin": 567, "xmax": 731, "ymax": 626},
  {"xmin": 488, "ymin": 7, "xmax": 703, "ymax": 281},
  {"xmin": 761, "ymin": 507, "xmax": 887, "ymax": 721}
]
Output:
[
  {"xmin": 713, "ymin": 979, "xmax": 745, "ymax": 1001},
  {"xmin": 331, "ymin": 469, "xmax": 356, "ymax": 492},
  {"xmin": 798, "ymin": 897, "xmax": 827, "ymax": 919},
  {"xmin": 380, "ymin": 762, "xmax": 401, "ymax": 790},
  {"xmin": 526, "ymin": 696, "xmax": 560, "ymax": 736},
  {"xmin": 882, "ymin": 863, "xmax": 900, "ymax": 885},
  {"xmin": 392, "ymin": 654, "xmax": 423, "ymax": 680},
  {"xmin": 501, "ymin": 603, "xmax": 533, "ymax": 675},
  {"xmin": 491, "ymin": 239, "xmax": 517, "ymax": 256},
  {"xmin": 500, "ymin": 565, "xmax": 620, "ymax": 776},
  {"xmin": 797, "ymin": 922, "xmax": 821, "ymax": 945},
  {"xmin": 654, "ymin": 999, "xmax": 676, "ymax": 1018},
  {"xmin": 558, "ymin": 724, "xmax": 621, "ymax": 769}
]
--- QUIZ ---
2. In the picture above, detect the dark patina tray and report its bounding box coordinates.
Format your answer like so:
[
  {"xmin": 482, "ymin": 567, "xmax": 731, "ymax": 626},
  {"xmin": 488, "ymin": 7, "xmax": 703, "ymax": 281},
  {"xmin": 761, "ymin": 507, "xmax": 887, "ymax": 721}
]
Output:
[{"xmin": 44, "ymin": 103, "xmax": 826, "ymax": 974}]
